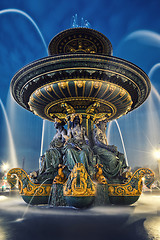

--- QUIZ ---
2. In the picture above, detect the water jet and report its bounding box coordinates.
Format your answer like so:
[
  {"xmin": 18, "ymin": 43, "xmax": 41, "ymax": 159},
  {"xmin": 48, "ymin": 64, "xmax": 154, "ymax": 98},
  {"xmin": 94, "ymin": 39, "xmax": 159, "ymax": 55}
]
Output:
[{"xmin": 0, "ymin": 99, "xmax": 18, "ymax": 168}]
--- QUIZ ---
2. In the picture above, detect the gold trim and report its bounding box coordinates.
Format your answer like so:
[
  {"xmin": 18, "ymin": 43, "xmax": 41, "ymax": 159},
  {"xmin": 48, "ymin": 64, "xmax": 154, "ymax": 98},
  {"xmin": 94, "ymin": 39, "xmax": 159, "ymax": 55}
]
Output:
[
  {"xmin": 61, "ymin": 103, "xmax": 75, "ymax": 114},
  {"xmin": 29, "ymin": 79, "xmax": 132, "ymax": 103},
  {"xmin": 63, "ymin": 163, "xmax": 96, "ymax": 197},
  {"xmin": 7, "ymin": 168, "xmax": 51, "ymax": 197},
  {"xmin": 19, "ymin": 63, "xmax": 144, "ymax": 100},
  {"xmin": 58, "ymin": 83, "xmax": 67, "ymax": 98},
  {"xmin": 44, "ymin": 97, "xmax": 117, "ymax": 121},
  {"xmin": 93, "ymin": 82, "xmax": 102, "ymax": 98},
  {"xmin": 108, "ymin": 168, "xmax": 154, "ymax": 197}
]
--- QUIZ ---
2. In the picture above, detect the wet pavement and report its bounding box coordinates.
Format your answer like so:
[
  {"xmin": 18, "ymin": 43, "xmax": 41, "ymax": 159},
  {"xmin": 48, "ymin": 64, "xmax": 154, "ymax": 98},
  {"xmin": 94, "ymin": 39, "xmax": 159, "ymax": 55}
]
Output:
[{"xmin": 0, "ymin": 192, "xmax": 159, "ymax": 240}]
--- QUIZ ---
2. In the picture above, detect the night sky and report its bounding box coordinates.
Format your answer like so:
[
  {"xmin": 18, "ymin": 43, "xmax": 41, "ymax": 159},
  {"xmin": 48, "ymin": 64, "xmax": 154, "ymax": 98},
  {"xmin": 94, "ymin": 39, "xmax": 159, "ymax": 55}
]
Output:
[{"xmin": 0, "ymin": 0, "xmax": 160, "ymax": 172}]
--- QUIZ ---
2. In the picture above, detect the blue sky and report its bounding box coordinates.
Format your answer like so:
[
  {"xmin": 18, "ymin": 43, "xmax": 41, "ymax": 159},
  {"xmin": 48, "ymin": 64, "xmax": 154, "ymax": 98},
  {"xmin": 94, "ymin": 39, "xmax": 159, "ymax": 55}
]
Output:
[{"xmin": 0, "ymin": 0, "xmax": 160, "ymax": 171}]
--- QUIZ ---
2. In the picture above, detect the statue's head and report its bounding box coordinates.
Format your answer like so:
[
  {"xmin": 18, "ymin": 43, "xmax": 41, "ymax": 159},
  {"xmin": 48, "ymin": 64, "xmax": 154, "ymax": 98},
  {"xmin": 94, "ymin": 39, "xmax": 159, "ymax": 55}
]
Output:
[
  {"xmin": 73, "ymin": 116, "xmax": 80, "ymax": 126},
  {"xmin": 69, "ymin": 114, "xmax": 83, "ymax": 128}
]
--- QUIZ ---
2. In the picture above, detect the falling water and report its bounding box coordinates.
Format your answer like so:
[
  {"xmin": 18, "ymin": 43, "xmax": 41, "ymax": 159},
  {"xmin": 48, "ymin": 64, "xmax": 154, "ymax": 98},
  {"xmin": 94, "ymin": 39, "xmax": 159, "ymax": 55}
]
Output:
[
  {"xmin": 19, "ymin": 178, "xmax": 51, "ymax": 221},
  {"xmin": 0, "ymin": 99, "xmax": 18, "ymax": 167},
  {"xmin": 0, "ymin": 8, "xmax": 47, "ymax": 52},
  {"xmin": 123, "ymin": 30, "xmax": 160, "ymax": 48},
  {"xmin": 40, "ymin": 120, "xmax": 46, "ymax": 157},
  {"xmin": 114, "ymin": 120, "xmax": 128, "ymax": 166},
  {"xmin": 106, "ymin": 121, "xmax": 113, "ymax": 144},
  {"xmin": 148, "ymin": 63, "xmax": 160, "ymax": 79},
  {"xmin": 151, "ymin": 84, "xmax": 160, "ymax": 102},
  {"xmin": 0, "ymin": 8, "xmax": 48, "ymax": 161},
  {"xmin": 148, "ymin": 63, "xmax": 160, "ymax": 102},
  {"xmin": 146, "ymin": 63, "xmax": 160, "ymax": 150}
]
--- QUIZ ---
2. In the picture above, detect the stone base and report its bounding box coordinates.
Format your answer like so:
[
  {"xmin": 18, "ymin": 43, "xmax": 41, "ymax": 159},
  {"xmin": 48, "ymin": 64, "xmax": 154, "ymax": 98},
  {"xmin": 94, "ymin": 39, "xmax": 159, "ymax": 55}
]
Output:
[
  {"xmin": 94, "ymin": 183, "xmax": 110, "ymax": 206},
  {"xmin": 49, "ymin": 183, "xmax": 66, "ymax": 206}
]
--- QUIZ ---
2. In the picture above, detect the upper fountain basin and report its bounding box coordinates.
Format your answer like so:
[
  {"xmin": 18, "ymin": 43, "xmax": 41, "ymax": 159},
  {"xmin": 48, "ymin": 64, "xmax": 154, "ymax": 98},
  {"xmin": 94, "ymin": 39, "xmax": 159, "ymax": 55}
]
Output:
[
  {"xmin": 10, "ymin": 52, "xmax": 151, "ymax": 122},
  {"xmin": 10, "ymin": 27, "xmax": 151, "ymax": 121}
]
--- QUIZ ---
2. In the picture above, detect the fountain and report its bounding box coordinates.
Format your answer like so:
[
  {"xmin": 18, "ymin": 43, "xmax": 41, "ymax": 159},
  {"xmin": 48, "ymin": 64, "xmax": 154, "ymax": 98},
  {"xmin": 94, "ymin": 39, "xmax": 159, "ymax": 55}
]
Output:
[{"xmin": 7, "ymin": 26, "xmax": 155, "ymax": 208}]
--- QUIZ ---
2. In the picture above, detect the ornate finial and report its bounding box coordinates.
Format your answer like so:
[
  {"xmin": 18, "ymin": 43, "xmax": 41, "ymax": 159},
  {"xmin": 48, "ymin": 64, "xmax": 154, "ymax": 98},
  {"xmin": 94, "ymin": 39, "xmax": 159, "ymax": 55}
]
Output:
[
  {"xmin": 61, "ymin": 103, "xmax": 75, "ymax": 114},
  {"xmin": 86, "ymin": 102, "xmax": 100, "ymax": 114}
]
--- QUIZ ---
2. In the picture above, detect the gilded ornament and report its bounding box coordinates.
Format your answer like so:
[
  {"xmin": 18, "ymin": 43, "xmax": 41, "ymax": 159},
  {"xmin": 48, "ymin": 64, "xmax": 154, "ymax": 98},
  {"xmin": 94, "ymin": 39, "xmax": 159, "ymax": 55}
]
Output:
[
  {"xmin": 86, "ymin": 102, "xmax": 100, "ymax": 114},
  {"xmin": 60, "ymin": 82, "xmax": 67, "ymax": 89},
  {"xmin": 63, "ymin": 163, "xmax": 96, "ymax": 197},
  {"xmin": 108, "ymin": 168, "xmax": 154, "ymax": 197},
  {"xmin": 77, "ymin": 81, "xmax": 84, "ymax": 88},
  {"xmin": 61, "ymin": 103, "xmax": 75, "ymax": 114},
  {"xmin": 93, "ymin": 81, "xmax": 100, "ymax": 89},
  {"xmin": 94, "ymin": 164, "xmax": 107, "ymax": 184},
  {"xmin": 7, "ymin": 168, "xmax": 51, "ymax": 197},
  {"xmin": 55, "ymin": 113, "xmax": 67, "ymax": 119},
  {"xmin": 53, "ymin": 164, "xmax": 66, "ymax": 184},
  {"xmin": 47, "ymin": 86, "xmax": 52, "ymax": 92}
]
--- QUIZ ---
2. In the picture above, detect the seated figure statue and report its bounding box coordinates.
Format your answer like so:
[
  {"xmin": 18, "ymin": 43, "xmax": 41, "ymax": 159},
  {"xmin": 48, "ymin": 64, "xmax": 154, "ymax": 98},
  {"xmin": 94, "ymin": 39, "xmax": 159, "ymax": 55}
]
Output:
[
  {"xmin": 45, "ymin": 118, "xmax": 68, "ymax": 171},
  {"xmin": 62, "ymin": 114, "xmax": 94, "ymax": 175},
  {"xmin": 93, "ymin": 118, "xmax": 128, "ymax": 182},
  {"xmin": 30, "ymin": 118, "xmax": 68, "ymax": 183}
]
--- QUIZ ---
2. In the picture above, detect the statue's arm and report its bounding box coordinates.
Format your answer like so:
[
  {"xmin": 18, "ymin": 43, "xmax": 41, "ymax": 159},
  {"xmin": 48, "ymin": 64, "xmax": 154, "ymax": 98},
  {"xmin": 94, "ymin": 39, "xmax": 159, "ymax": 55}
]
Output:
[{"xmin": 93, "ymin": 128, "xmax": 118, "ymax": 153}]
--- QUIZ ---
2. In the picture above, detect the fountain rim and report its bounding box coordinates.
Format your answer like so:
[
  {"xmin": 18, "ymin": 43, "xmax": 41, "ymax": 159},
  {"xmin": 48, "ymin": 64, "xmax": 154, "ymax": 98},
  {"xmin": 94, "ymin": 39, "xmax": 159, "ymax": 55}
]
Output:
[
  {"xmin": 11, "ymin": 53, "xmax": 150, "ymax": 83},
  {"xmin": 10, "ymin": 53, "xmax": 151, "ymax": 116}
]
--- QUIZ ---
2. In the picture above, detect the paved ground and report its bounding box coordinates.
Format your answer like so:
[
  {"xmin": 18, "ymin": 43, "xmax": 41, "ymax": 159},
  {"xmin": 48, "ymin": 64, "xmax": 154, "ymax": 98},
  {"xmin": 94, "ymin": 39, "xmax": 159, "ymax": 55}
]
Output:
[{"xmin": 0, "ymin": 192, "xmax": 159, "ymax": 240}]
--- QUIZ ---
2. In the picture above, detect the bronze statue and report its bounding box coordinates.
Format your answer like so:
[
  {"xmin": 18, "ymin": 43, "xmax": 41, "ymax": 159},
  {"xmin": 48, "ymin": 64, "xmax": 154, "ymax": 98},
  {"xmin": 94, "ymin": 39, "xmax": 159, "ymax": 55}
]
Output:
[
  {"xmin": 62, "ymin": 114, "xmax": 94, "ymax": 174},
  {"xmin": 30, "ymin": 118, "xmax": 68, "ymax": 183},
  {"xmin": 93, "ymin": 118, "xmax": 128, "ymax": 182}
]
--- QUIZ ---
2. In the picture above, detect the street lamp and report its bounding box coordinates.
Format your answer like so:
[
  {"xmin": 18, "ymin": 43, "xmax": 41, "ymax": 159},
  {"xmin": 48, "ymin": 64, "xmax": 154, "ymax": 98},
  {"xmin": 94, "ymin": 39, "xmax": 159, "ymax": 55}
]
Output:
[
  {"xmin": 153, "ymin": 149, "xmax": 160, "ymax": 159},
  {"xmin": 1, "ymin": 163, "xmax": 9, "ymax": 173}
]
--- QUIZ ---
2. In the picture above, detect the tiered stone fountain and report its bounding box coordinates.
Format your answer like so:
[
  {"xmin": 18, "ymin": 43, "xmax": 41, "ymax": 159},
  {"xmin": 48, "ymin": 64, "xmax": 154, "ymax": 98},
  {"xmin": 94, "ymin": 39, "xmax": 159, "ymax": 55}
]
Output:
[{"xmin": 7, "ymin": 27, "xmax": 154, "ymax": 207}]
